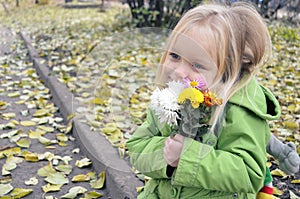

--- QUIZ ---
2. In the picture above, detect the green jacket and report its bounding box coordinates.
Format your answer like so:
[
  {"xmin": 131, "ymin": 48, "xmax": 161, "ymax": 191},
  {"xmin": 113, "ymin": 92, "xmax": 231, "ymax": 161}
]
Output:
[{"xmin": 126, "ymin": 78, "xmax": 281, "ymax": 199}]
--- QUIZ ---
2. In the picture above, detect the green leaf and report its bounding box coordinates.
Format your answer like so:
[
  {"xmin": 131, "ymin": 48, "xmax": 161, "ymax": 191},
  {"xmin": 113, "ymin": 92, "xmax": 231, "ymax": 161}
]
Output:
[
  {"xmin": 291, "ymin": 179, "xmax": 300, "ymax": 184},
  {"xmin": 0, "ymin": 184, "xmax": 13, "ymax": 196},
  {"xmin": 44, "ymin": 196, "xmax": 57, "ymax": 199},
  {"xmin": 101, "ymin": 123, "xmax": 122, "ymax": 143},
  {"xmin": 64, "ymin": 120, "xmax": 73, "ymax": 134},
  {"xmin": 55, "ymin": 164, "xmax": 73, "ymax": 175},
  {"xmin": 1, "ymin": 113, "xmax": 16, "ymax": 120},
  {"xmin": 273, "ymin": 186, "xmax": 283, "ymax": 196},
  {"xmin": 3, "ymin": 120, "xmax": 18, "ymax": 129},
  {"xmin": 8, "ymin": 91, "xmax": 20, "ymax": 98},
  {"xmin": 0, "ymin": 147, "xmax": 21, "ymax": 159},
  {"xmin": 72, "ymin": 174, "xmax": 91, "ymax": 182},
  {"xmin": 37, "ymin": 162, "xmax": 56, "ymax": 177},
  {"xmin": 42, "ymin": 184, "xmax": 63, "ymax": 193},
  {"xmin": 38, "ymin": 136, "xmax": 57, "ymax": 145},
  {"xmin": 0, "ymin": 195, "xmax": 12, "ymax": 199},
  {"xmin": 28, "ymin": 131, "xmax": 45, "ymax": 139},
  {"xmin": 24, "ymin": 153, "xmax": 39, "ymax": 162},
  {"xmin": 16, "ymin": 138, "xmax": 31, "ymax": 148},
  {"xmin": 0, "ymin": 130, "xmax": 21, "ymax": 139},
  {"xmin": 84, "ymin": 191, "xmax": 104, "ymax": 198},
  {"xmin": 41, "ymin": 152, "xmax": 55, "ymax": 162},
  {"xmin": 20, "ymin": 121, "xmax": 36, "ymax": 127},
  {"xmin": 270, "ymin": 168, "xmax": 286, "ymax": 177},
  {"xmin": 6, "ymin": 155, "xmax": 23, "ymax": 164},
  {"xmin": 10, "ymin": 188, "xmax": 33, "ymax": 198},
  {"xmin": 34, "ymin": 117, "xmax": 49, "ymax": 124},
  {"xmin": 61, "ymin": 186, "xmax": 87, "ymax": 199},
  {"xmin": 289, "ymin": 190, "xmax": 299, "ymax": 199},
  {"xmin": 56, "ymin": 133, "xmax": 68, "ymax": 142},
  {"xmin": 60, "ymin": 156, "xmax": 73, "ymax": 165},
  {"xmin": 33, "ymin": 109, "xmax": 49, "ymax": 117},
  {"xmin": 37, "ymin": 125, "xmax": 55, "ymax": 133},
  {"xmin": 45, "ymin": 173, "xmax": 69, "ymax": 185},
  {"xmin": 87, "ymin": 171, "xmax": 97, "ymax": 180},
  {"xmin": 0, "ymin": 101, "xmax": 7, "ymax": 107},
  {"xmin": 90, "ymin": 171, "xmax": 105, "ymax": 189},
  {"xmin": 283, "ymin": 120, "xmax": 299, "ymax": 130},
  {"xmin": 75, "ymin": 158, "xmax": 92, "ymax": 168},
  {"xmin": 2, "ymin": 163, "xmax": 17, "ymax": 175},
  {"xmin": 0, "ymin": 176, "xmax": 12, "ymax": 184}
]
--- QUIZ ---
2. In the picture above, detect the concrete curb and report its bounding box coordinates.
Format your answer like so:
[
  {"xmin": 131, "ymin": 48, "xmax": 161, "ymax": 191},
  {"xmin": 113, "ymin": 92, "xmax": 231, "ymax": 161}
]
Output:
[{"xmin": 20, "ymin": 31, "xmax": 143, "ymax": 199}]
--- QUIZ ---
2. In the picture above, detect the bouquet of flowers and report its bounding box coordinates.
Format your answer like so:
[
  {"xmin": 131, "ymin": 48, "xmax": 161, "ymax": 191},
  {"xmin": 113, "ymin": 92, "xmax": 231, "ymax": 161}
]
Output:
[{"xmin": 150, "ymin": 77, "xmax": 222, "ymax": 139}]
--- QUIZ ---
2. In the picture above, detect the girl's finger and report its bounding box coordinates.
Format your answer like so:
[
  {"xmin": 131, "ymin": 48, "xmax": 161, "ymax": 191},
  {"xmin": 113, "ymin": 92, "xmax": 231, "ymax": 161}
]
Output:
[{"xmin": 172, "ymin": 134, "xmax": 184, "ymax": 143}]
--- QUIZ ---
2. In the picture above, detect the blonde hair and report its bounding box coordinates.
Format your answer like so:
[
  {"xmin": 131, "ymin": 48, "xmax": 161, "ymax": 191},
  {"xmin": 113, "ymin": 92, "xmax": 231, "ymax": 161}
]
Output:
[{"xmin": 156, "ymin": 2, "xmax": 272, "ymax": 133}]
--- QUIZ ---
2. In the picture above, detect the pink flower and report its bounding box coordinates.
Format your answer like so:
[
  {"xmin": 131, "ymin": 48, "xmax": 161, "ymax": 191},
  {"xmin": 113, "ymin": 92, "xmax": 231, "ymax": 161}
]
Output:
[{"xmin": 183, "ymin": 77, "xmax": 206, "ymax": 90}]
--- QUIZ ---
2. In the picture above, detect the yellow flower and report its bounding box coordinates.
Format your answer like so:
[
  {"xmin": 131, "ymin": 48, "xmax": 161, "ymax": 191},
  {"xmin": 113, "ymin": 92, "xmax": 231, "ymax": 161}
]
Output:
[
  {"xmin": 178, "ymin": 88, "xmax": 204, "ymax": 108},
  {"xmin": 190, "ymin": 80, "xmax": 199, "ymax": 87}
]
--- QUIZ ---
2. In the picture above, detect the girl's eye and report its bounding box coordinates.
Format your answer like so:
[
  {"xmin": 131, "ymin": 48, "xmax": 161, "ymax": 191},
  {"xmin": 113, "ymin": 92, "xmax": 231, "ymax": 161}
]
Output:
[
  {"xmin": 192, "ymin": 63, "xmax": 203, "ymax": 69},
  {"xmin": 169, "ymin": 52, "xmax": 181, "ymax": 60}
]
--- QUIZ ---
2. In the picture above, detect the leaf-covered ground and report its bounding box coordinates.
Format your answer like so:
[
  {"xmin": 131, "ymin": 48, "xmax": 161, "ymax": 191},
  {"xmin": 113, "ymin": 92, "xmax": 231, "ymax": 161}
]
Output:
[
  {"xmin": 0, "ymin": 1, "xmax": 299, "ymax": 198},
  {"xmin": 0, "ymin": 30, "xmax": 108, "ymax": 198}
]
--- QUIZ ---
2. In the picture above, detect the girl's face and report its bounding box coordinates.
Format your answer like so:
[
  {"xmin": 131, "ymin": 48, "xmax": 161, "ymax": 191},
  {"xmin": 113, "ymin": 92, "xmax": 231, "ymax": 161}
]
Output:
[{"xmin": 162, "ymin": 28, "xmax": 218, "ymax": 88}]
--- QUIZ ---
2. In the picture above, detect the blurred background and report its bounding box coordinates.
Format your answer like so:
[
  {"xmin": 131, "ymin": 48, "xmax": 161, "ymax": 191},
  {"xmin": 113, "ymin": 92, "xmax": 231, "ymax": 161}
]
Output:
[{"xmin": 0, "ymin": 0, "xmax": 299, "ymax": 198}]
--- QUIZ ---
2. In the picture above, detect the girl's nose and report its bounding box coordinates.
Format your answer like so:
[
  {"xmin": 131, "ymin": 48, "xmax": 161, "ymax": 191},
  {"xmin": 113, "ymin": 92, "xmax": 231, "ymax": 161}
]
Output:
[{"xmin": 174, "ymin": 61, "xmax": 189, "ymax": 79}]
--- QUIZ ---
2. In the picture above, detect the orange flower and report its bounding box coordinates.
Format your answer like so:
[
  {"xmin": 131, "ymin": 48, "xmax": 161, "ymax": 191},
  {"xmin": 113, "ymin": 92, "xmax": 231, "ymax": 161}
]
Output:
[{"xmin": 203, "ymin": 91, "xmax": 222, "ymax": 106}]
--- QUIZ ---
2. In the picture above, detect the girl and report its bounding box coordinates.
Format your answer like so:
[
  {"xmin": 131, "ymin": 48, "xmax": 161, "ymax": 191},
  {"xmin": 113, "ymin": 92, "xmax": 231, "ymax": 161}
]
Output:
[{"xmin": 126, "ymin": 2, "xmax": 286, "ymax": 199}]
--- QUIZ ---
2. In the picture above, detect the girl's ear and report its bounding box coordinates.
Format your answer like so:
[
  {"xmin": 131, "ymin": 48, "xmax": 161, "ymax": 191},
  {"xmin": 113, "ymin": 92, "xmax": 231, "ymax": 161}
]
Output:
[{"xmin": 240, "ymin": 61, "xmax": 253, "ymax": 76}]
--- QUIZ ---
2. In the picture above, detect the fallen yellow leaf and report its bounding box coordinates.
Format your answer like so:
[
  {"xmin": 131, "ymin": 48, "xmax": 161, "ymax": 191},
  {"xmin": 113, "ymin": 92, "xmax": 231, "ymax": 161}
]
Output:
[
  {"xmin": 1, "ymin": 113, "xmax": 16, "ymax": 120},
  {"xmin": 72, "ymin": 174, "xmax": 91, "ymax": 182},
  {"xmin": 24, "ymin": 153, "xmax": 39, "ymax": 162},
  {"xmin": 10, "ymin": 188, "xmax": 33, "ymax": 198},
  {"xmin": 0, "ymin": 147, "xmax": 21, "ymax": 159},
  {"xmin": 33, "ymin": 109, "xmax": 49, "ymax": 117},
  {"xmin": 283, "ymin": 120, "xmax": 299, "ymax": 129},
  {"xmin": 90, "ymin": 171, "xmax": 105, "ymax": 189},
  {"xmin": 273, "ymin": 187, "xmax": 283, "ymax": 196},
  {"xmin": 270, "ymin": 169, "xmax": 286, "ymax": 177},
  {"xmin": 42, "ymin": 184, "xmax": 63, "ymax": 193},
  {"xmin": 20, "ymin": 121, "xmax": 36, "ymax": 127},
  {"xmin": 291, "ymin": 179, "xmax": 300, "ymax": 184}
]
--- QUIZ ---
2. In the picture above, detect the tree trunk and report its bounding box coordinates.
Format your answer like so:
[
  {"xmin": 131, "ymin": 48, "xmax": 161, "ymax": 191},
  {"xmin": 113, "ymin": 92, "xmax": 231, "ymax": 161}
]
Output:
[
  {"xmin": 127, "ymin": 0, "xmax": 145, "ymax": 27},
  {"xmin": 1, "ymin": 2, "xmax": 10, "ymax": 14},
  {"xmin": 148, "ymin": 0, "xmax": 164, "ymax": 27},
  {"xmin": 126, "ymin": 0, "xmax": 202, "ymax": 28},
  {"xmin": 99, "ymin": 0, "xmax": 105, "ymax": 12}
]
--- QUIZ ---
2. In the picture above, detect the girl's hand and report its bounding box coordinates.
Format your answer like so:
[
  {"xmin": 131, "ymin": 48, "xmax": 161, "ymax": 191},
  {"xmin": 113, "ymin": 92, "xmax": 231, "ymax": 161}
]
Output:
[{"xmin": 164, "ymin": 134, "xmax": 184, "ymax": 167}]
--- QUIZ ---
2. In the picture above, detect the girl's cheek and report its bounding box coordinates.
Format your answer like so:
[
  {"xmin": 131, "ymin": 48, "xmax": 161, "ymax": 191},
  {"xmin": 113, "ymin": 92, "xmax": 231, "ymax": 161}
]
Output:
[
  {"xmin": 161, "ymin": 63, "xmax": 175, "ymax": 82},
  {"xmin": 162, "ymin": 61, "xmax": 173, "ymax": 74},
  {"xmin": 163, "ymin": 60, "xmax": 173, "ymax": 69},
  {"xmin": 199, "ymin": 75, "xmax": 208, "ymax": 85}
]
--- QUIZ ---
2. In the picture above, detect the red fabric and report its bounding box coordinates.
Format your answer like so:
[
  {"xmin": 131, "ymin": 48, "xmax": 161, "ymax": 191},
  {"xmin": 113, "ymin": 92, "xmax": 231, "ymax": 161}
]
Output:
[{"xmin": 260, "ymin": 186, "xmax": 274, "ymax": 194}]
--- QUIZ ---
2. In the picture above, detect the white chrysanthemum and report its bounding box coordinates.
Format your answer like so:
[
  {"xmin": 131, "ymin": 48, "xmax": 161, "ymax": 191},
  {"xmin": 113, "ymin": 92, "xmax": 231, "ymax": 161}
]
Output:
[
  {"xmin": 149, "ymin": 88, "xmax": 161, "ymax": 111},
  {"xmin": 159, "ymin": 89, "xmax": 179, "ymax": 111},
  {"xmin": 157, "ymin": 108, "xmax": 180, "ymax": 126},
  {"xmin": 150, "ymin": 81, "xmax": 184, "ymax": 126}
]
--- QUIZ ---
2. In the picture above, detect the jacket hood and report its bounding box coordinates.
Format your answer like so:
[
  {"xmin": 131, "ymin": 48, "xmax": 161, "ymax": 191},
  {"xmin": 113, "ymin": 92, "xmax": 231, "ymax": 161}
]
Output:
[{"xmin": 229, "ymin": 78, "xmax": 281, "ymax": 121}]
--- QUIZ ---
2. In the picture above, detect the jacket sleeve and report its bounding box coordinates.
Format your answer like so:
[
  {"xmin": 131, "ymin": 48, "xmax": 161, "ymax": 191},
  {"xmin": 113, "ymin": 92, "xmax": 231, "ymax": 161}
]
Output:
[
  {"xmin": 172, "ymin": 104, "xmax": 269, "ymax": 193},
  {"xmin": 126, "ymin": 109, "xmax": 171, "ymax": 179}
]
